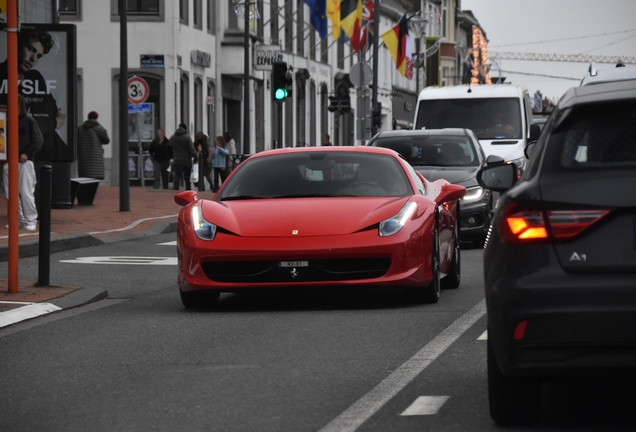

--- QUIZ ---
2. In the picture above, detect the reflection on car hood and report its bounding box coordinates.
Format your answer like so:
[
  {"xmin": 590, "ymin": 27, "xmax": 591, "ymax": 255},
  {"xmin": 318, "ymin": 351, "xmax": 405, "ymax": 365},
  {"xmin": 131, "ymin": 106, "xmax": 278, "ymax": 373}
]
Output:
[
  {"xmin": 201, "ymin": 197, "xmax": 410, "ymax": 237},
  {"xmin": 414, "ymin": 166, "xmax": 478, "ymax": 187}
]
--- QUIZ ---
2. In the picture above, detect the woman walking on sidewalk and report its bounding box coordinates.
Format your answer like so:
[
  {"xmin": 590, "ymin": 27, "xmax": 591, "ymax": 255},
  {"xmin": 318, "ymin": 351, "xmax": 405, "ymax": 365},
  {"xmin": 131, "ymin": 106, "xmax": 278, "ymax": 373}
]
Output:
[{"xmin": 149, "ymin": 128, "xmax": 172, "ymax": 189}]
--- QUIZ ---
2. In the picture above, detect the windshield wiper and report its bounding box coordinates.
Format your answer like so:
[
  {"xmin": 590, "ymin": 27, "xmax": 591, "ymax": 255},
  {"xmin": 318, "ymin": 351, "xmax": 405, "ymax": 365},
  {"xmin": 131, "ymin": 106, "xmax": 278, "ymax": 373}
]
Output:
[
  {"xmin": 219, "ymin": 195, "xmax": 265, "ymax": 201},
  {"xmin": 270, "ymin": 193, "xmax": 355, "ymax": 198}
]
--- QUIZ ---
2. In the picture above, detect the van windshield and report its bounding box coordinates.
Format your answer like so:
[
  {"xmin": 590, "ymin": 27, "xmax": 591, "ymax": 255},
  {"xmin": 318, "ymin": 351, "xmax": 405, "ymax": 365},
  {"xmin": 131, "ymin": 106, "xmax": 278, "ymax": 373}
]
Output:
[{"xmin": 415, "ymin": 98, "xmax": 523, "ymax": 140}]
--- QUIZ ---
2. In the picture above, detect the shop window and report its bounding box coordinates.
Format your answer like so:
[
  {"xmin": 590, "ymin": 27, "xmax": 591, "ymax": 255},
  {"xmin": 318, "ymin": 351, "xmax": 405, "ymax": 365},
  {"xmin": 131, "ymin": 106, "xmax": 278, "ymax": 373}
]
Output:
[
  {"xmin": 207, "ymin": 0, "xmax": 216, "ymax": 33},
  {"xmin": 59, "ymin": 0, "xmax": 79, "ymax": 16},
  {"xmin": 112, "ymin": 0, "xmax": 163, "ymax": 21},
  {"xmin": 194, "ymin": 0, "xmax": 202, "ymax": 29},
  {"xmin": 180, "ymin": 0, "xmax": 189, "ymax": 24}
]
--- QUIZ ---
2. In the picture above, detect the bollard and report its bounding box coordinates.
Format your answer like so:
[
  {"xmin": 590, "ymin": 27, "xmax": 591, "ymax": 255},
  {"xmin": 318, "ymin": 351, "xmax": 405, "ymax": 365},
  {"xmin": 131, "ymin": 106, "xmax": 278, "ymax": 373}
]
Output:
[
  {"xmin": 198, "ymin": 151, "xmax": 205, "ymax": 192},
  {"xmin": 37, "ymin": 165, "xmax": 52, "ymax": 287}
]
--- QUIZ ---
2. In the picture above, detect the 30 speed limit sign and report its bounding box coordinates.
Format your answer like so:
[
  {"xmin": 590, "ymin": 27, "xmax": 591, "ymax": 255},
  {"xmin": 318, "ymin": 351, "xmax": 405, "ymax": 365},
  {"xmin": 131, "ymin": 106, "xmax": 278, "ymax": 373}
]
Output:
[{"xmin": 128, "ymin": 76, "xmax": 149, "ymax": 104}]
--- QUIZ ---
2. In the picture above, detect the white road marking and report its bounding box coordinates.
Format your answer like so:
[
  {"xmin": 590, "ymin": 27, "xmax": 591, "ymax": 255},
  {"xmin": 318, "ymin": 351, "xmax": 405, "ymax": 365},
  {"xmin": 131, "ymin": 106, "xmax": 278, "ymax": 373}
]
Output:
[
  {"xmin": 477, "ymin": 330, "xmax": 488, "ymax": 340},
  {"xmin": 400, "ymin": 396, "xmax": 450, "ymax": 416},
  {"xmin": 88, "ymin": 214, "xmax": 178, "ymax": 235},
  {"xmin": 0, "ymin": 302, "xmax": 61, "ymax": 329},
  {"xmin": 158, "ymin": 240, "xmax": 177, "ymax": 246},
  {"xmin": 318, "ymin": 299, "xmax": 486, "ymax": 432},
  {"xmin": 60, "ymin": 256, "xmax": 177, "ymax": 265}
]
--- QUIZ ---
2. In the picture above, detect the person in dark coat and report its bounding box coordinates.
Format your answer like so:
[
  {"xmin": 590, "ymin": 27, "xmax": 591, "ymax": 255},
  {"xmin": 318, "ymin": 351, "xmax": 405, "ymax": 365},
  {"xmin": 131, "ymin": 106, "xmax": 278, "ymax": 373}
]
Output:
[
  {"xmin": 149, "ymin": 128, "xmax": 172, "ymax": 189},
  {"xmin": 169, "ymin": 123, "xmax": 198, "ymax": 190},
  {"xmin": 195, "ymin": 131, "xmax": 213, "ymax": 191},
  {"xmin": 77, "ymin": 111, "xmax": 110, "ymax": 179}
]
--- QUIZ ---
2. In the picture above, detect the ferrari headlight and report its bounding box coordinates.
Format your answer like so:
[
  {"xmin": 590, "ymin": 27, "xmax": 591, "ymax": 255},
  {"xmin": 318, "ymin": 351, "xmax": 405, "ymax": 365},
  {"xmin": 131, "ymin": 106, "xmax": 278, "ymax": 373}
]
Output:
[
  {"xmin": 192, "ymin": 205, "xmax": 217, "ymax": 241},
  {"xmin": 461, "ymin": 186, "xmax": 486, "ymax": 202},
  {"xmin": 379, "ymin": 202, "xmax": 418, "ymax": 237}
]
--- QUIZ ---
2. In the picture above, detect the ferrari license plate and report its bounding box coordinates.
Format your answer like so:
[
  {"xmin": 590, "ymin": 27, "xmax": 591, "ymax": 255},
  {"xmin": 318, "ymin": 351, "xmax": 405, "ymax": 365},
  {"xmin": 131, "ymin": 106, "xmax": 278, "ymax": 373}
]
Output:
[{"xmin": 279, "ymin": 261, "xmax": 309, "ymax": 268}]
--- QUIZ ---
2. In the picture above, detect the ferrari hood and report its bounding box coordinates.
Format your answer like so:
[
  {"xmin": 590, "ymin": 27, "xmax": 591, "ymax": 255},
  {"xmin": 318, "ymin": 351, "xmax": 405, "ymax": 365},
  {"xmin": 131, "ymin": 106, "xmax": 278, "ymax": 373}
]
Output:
[
  {"xmin": 415, "ymin": 166, "xmax": 478, "ymax": 187},
  {"xmin": 200, "ymin": 197, "xmax": 410, "ymax": 237}
]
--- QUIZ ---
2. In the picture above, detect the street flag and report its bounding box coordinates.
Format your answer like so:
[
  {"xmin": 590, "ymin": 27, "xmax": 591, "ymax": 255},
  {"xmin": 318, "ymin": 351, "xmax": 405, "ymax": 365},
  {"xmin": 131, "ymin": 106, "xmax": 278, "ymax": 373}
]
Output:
[
  {"xmin": 381, "ymin": 14, "xmax": 414, "ymax": 79},
  {"xmin": 304, "ymin": 0, "xmax": 327, "ymax": 39},
  {"xmin": 360, "ymin": 0, "xmax": 374, "ymax": 54},
  {"xmin": 327, "ymin": 0, "xmax": 341, "ymax": 39},
  {"xmin": 340, "ymin": 0, "xmax": 363, "ymax": 51}
]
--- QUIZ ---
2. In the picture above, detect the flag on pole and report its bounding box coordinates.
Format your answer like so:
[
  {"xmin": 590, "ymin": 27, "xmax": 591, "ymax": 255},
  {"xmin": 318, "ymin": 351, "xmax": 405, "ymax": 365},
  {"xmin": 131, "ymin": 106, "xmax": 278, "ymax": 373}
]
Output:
[
  {"xmin": 360, "ymin": 0, "xmax": 374, "ymax": 54},
  {"xmin": 381, "ymin": 14, "xmax": 413, "ymax": 79},
  {"xmin": 340, "ymin": 0, "xmax": 363, "ymax": 51},
  {"xmin": 326, "ymin": 0, "xmax": 341, "ymax": 40},
  {"xmin": 304, "ymin": 0, "xmax": 327, "ymax": 39}
]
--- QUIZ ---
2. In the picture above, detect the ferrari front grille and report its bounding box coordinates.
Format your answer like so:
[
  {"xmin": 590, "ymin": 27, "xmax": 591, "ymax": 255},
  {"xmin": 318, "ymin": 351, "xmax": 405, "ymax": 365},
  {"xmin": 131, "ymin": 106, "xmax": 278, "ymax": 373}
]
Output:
[{"xmin": 201, "ymin": 258, "xmax": 391, "ymax": 283}]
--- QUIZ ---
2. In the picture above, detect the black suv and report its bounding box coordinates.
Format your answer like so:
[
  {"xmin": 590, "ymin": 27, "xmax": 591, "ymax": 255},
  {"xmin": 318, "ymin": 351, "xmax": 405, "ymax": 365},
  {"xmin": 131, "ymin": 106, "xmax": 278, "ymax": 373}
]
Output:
[{"xmin": 478, "ymin": 79, "xmax": 636, "ymax": 424}]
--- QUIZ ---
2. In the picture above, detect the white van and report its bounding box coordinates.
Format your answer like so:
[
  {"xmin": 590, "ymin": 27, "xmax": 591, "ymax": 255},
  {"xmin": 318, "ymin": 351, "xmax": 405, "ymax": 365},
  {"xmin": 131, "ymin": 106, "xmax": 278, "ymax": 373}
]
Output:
[{"xmin": 413, "ymin": 85, "xmax": 539, "ymax": 173}]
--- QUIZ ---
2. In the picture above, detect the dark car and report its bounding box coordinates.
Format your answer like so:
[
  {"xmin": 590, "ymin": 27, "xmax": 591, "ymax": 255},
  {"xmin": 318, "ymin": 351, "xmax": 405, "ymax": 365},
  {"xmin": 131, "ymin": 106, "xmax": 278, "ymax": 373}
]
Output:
[
  {"xmin": 477, "ymin": 79, "xmax": 636, "ymax": 425},
  {"xmin": 369, "ymin": 128, "xmax": 492, "ymax": 246}
]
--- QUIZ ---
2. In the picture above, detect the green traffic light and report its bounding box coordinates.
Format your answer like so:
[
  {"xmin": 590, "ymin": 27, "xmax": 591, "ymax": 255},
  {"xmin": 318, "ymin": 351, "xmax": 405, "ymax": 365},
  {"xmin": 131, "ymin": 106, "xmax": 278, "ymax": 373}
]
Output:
[{"xmin": 275, "ymin": 88, "xmax": 288, "ymax": 100}]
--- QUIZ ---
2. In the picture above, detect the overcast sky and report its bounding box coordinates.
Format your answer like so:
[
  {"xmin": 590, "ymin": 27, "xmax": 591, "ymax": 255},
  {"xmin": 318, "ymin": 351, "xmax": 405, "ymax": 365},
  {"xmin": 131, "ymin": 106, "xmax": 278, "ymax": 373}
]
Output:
[{"xmin": 460, "ymin": 0, "xmax": 636, "ymax": 101}]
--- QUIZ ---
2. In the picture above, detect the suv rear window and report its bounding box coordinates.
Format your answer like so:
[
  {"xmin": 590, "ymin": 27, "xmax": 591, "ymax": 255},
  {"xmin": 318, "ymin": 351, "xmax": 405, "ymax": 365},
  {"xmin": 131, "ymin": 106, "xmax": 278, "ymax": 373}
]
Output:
[{"xmin": 544, "ymin": 101, "xmax": 636, "ymax": 172}]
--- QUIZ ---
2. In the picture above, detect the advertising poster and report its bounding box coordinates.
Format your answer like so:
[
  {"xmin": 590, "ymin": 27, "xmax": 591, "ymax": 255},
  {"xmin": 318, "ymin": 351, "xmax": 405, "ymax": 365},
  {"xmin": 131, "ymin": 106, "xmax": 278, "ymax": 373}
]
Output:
[
  {"xmin": 0, "ymin": 24, "xmax": 76, "ymax": 162},
  {"xmin": 128, "ymin": 154, "xmax": 139, "ymax": 180}
]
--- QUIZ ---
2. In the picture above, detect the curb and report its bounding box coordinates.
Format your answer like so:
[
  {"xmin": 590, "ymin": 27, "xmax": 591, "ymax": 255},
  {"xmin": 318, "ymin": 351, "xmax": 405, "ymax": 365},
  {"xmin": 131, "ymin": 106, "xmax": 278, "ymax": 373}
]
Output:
[{"xmin": 0, "ymin": 219, "xmax": 178, "ymax": 262}]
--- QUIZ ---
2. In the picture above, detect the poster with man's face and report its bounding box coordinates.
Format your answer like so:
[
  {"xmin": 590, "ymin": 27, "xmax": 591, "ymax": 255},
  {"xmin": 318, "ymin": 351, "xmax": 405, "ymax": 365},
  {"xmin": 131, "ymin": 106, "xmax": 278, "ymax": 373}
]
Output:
[{"xmin": 0, "ymin": 24, "xmax": 76, "ymax": 162}]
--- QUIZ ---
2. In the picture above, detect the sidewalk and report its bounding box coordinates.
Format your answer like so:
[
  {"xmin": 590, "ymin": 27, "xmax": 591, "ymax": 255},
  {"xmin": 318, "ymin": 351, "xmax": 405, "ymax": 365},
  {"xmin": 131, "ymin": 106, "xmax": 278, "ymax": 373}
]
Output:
[{"xmin": 0, "ymin": 184, "xmax": 209, "ymax": 328}]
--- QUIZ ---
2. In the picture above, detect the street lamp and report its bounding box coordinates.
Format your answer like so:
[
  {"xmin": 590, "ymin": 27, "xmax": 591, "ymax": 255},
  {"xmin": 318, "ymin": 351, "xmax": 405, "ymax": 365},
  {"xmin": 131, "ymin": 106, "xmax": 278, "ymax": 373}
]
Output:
[{"xmin": 232, "ymin": 0, "xmax": 260, "ymax": 155}]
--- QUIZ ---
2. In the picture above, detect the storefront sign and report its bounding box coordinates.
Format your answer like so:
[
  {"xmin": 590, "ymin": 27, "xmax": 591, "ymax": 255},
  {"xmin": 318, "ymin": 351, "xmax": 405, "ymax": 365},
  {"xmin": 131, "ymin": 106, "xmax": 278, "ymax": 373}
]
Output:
[
  {"xmin": 254, "ymin": 44, "xmax": 283, "ymax": 71},
  {"xmin": 191, "ymin": 50, "xmax": 211, "ymax": 67}
]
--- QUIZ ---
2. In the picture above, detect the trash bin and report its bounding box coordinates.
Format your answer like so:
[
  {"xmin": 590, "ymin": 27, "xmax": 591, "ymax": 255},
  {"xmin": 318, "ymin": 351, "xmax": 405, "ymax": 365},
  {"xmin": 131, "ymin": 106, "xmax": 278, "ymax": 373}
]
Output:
[{"xmin": 70, "ymin": 177, "xmax": 100, "ymax": 206}]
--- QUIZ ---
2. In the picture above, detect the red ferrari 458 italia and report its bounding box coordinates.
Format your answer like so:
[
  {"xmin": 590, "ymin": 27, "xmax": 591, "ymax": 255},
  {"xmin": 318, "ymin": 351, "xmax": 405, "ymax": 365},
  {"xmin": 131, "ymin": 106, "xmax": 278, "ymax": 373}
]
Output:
[{"xmin": 174, "ymin": 146, "xmax": 465, "ymax": 308}]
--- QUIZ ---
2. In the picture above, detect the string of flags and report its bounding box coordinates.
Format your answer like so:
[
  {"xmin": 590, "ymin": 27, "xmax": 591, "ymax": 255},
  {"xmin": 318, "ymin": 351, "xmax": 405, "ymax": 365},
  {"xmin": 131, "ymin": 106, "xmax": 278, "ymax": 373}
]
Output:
[{"xmin": 303, "ymin": 0, "xmax": 413, "ymax": 79}]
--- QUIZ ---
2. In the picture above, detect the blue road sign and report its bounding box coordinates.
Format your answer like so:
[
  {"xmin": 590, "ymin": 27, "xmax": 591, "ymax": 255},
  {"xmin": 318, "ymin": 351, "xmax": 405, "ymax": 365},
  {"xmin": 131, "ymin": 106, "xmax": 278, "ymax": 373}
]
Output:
[{"xmin": 128, "ymin": 103, "xmax": 151, "ymax": 114}]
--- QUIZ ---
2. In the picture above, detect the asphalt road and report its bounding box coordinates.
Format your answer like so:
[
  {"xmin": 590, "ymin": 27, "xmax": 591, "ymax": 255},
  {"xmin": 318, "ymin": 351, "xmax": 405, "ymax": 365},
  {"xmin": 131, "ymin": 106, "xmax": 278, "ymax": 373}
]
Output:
[{"xmin": 1, "ymin": 234, "xmax": 635, "ymax": 431}]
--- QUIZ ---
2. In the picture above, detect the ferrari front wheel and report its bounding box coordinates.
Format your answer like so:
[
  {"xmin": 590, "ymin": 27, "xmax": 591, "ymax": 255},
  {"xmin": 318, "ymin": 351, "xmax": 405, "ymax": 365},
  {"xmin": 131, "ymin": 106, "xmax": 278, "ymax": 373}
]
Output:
[
  {"xmin": 442, "ymin": 214, "xmax": 461, "ymax": 289},
  {"xmin": 180, "ymin": 289, "xmax": 221, "ymax": 309},
  {"xmin": 406, "ymin": 224, "xmax": 441, "ymax": 304}
]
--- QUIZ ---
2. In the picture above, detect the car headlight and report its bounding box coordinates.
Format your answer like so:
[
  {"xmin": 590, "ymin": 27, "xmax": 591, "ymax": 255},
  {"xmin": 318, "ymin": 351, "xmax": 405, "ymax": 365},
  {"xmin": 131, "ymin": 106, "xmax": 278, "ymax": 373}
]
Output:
[
  {"xmin": 379, "ymin": 202, "xmax": 418, "ymax": 237},
  {"xmin": 461, "ymin": 186, "xmax": 486, "ymax": 202},
  {"xmin": 192, "ymin": 205, "xmax": 217, "ymax": 241},
  {"xmin": 509, "ymin": 156, "xmax": 526, "ymax": 173}
]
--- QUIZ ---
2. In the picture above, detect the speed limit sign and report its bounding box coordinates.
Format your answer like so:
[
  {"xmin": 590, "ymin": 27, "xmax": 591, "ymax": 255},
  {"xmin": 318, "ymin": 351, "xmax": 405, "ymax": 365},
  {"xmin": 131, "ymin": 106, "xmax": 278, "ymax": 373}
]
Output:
[{"xmin": 128, "ymin": 76, "xmax": 149, "ymax": 104}]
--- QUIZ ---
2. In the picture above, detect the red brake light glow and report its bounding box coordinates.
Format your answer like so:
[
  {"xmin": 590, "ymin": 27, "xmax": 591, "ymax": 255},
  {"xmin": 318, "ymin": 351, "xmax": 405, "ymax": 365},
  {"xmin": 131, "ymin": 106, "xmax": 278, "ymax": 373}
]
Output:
[
  {"xmin": 502, "ymin": 204, "xmax": 610, "ymax": 243},
  {"xmin": 513, "ymin": 320, "xmax": 528, "ymax": 340}
]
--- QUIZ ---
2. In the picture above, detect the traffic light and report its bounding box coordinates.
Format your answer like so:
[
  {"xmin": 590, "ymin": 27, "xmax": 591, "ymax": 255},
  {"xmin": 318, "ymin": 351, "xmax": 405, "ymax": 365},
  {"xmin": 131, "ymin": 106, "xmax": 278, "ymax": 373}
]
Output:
[
  {"xmin": 328, "ymin": 73, "xmax": 352, "ymax": 113},
  {"xmin": 272, "ymin": 62, "xmax": 289, "ymax": 101},
  {"xmin": 372, "ymin": 103, "xmax": 382, "ymax": 128}
]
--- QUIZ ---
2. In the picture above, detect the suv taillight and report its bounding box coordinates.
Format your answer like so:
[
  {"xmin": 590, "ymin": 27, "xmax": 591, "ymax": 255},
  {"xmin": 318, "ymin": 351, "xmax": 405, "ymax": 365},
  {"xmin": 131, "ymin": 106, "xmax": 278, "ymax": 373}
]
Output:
[{"xmin": 500, "ymin": 203, "xmax": 610, "ymax": 244}]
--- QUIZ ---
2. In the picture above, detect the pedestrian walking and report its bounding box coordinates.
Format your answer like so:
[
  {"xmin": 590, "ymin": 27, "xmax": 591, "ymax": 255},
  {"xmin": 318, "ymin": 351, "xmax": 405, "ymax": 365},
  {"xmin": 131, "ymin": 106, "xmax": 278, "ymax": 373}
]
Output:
[
  {"xmin": 210, "ymin": 135, "xmax": 230, "ymax": 192},
  {"xmin": 77, "ymin": 111, "xmax": 110, "ymax": 179},
  {"xmin": 223, "ymin": 131, "xmax": 237, "ymax": 174},
  {"xmin": 3, "ymin": 95, "xmax": 43, "ymax": 231},
  {"xmin": 148, "ymin": 128, "xmax": 172, "ymax": 189},
  {"xmin": 169, "ymin": 123, "xmax": 198, "ymax": 191},
  {"xmin": 322, "ymin": 133, "xmax": 333, "ymax": 146}
]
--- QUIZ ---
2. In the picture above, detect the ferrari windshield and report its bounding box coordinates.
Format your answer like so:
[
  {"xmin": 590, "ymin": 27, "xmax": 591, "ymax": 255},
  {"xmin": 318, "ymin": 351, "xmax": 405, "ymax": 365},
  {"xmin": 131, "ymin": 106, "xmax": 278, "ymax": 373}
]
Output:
[
  {"xmin": 371, "ymin": 135, "xmax": 480, "ymax": 167},
  {"xmin": 415, "ymin": 98, "xmax": 522, "ymax": 140},
  {"xmin": 217, "ymin": 152, "xmax": 412, "ymax": 199}
]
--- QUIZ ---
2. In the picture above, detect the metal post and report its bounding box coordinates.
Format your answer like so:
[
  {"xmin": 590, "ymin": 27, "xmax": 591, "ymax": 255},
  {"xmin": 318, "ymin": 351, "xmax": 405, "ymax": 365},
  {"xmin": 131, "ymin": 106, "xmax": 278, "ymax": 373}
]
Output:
[
  {"xmin": 277, "ymin": 102, "xmax": 283, "ymax": 148},
  {"xmin": 198, "ymin": 151, "xmax": 205, "ymax": 192},
  {"xmin": 37, "ymin": 165, "xmax": 52, "ymax": 287},
  {"xmin": 243, "ymin": 0, "xmax": 250, "ymax": 155},
  {"xmin": 119, "ymin": 0, "xmax": 130, "ymax": 211},
  {"xmin": 137, "ymin": 112, "xmax": 144, "ymax": 188},
  {"xmin": 7, "ymin": 0, "xmax": 19, "ymax": 293},
  {"xmin": 371, "ymin": 0, "xmax": 380, "ymax": 137}
]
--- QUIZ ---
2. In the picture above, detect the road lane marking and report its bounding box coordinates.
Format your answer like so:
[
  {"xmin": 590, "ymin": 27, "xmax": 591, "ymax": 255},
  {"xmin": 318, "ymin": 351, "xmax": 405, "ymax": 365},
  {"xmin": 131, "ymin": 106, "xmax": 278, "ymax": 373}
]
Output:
[
  {"xmin": 318, "ymin": 299, "xmax": 486, "ymax": 432},
  {"xmin": 0, "ymin": 302, "xmax": 61, "ymax": 329},
  {"xmin": 477, "ymin": 330, "xmax": 488, "ymax": 340},
  {"xmin": 400, "ymin": 396, "xmax": 450, "ymax": 416},
  {"xmin": 59, "ymin": 256, "xmax": 177, "ymax": 265},
  {"xmin": 158, "ymin": 240, "xmax": 177, "ymax": 246}
]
